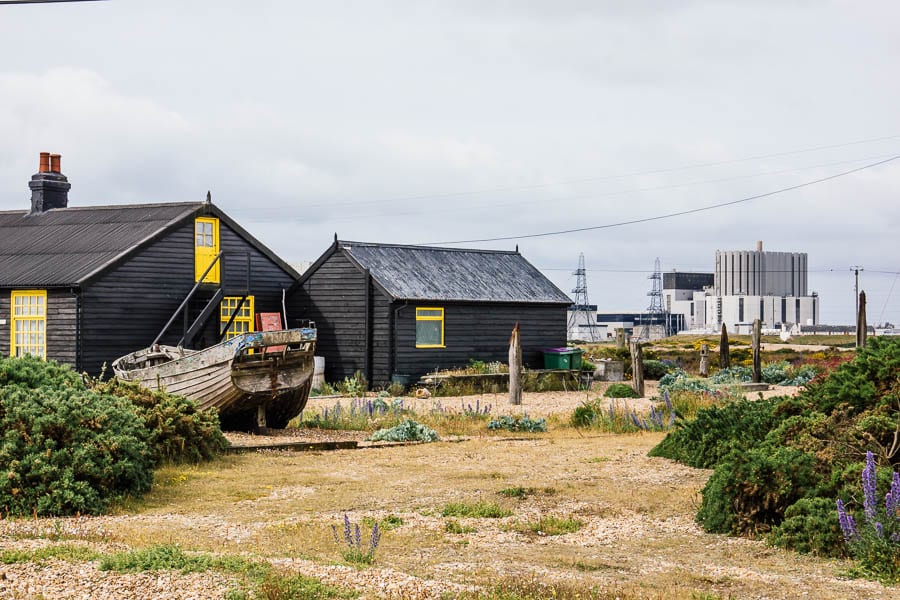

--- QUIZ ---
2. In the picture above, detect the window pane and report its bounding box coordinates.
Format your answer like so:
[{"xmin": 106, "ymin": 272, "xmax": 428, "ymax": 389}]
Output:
[
  {"xmin": 416, "ymin": 320, "xmax": 442, "ymax": 346},
  {"xmin": 417, "ymin": 309, "xmax": 443, "ymax": 318}
]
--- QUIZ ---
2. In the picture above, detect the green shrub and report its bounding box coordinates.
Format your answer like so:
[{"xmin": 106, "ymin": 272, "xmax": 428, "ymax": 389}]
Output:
[
  {"xmin": 649, "ymin": 397, "xmax": 784, "ymax": 468},
  {"xmin": 641, "ymin": 359, "xmax": 672, "ymax": 380},
  {"xmin": 769, "ymin": 497, "xmax": 845, "ymax": 557},
  {"xmin": 697, "ymin": 445, "xmax": 817, "ymax": 535},
  {"xmin": 658, "ymin": 368, "xmax": 715, "ymax": 393},
  {"xmin": 89, "ymin": 379, "xmax": 227, "ymax": 465},
  {"xmin": 487, "ymin": 415, "xmax": 547, "ymax": 433},
  {"xmin": 368, "ymin": 419, "xmax": 438, "ymax": 442},
  {"xmin": 0, "ymin": 383, "xmax": 153, "ymax": 516},
  {"xmin": 0, "ymin": 356, "xmax": 226, "ymax": 517},
  {"xmin": 336, "ymin": 371, "xmax": 368, "ymax": 397},
  {"xmin": 603, "ymin": 383, "xmax": 639, "ymax": 398}
]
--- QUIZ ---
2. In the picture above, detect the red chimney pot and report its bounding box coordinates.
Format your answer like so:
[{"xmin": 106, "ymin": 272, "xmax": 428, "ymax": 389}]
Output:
[
  {"xmin": 39, "ymin": 152, "xmax": 50, "ymax": 173},
  {"xmin": 49, "ymin": 154, "xmax": 61, "ymax": 173}
]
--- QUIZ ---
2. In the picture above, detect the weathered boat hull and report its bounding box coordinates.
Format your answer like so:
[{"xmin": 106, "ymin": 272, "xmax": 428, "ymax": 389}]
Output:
[{"xmin": 112, "ymin": 328, "xmax": 316, "ymax": 430}]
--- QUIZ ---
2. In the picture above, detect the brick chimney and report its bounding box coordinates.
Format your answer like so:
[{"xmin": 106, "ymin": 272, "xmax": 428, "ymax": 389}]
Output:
[{"xmin": 29, "ymin": 152, "xmax": 70, "ymax": 214}]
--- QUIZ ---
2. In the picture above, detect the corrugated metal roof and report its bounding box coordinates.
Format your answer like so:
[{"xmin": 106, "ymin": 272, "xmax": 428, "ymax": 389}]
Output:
[
  {"xmin": 340, "ymin": 241, "xmax": 572, "ymax": 304},
  {"xmin": 0, "ymin": 203, "xmax": 201, "ymax": 287}
]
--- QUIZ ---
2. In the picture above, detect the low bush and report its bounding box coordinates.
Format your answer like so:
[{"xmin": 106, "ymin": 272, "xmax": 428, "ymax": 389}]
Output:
[
  {"xmin": 487, "ymin": 415, "xmax": 547, "ymax": 433},
  {"xmin": 641, "ymin": 359, "xmax": 672, "ymax": 380},
  {"xmin": 0, "ymin": 356, "xmax": 226, "ymax": 517},
  {"xmin": 603, "ymin": 383, "xmax": 639, "ymax": 398},
  {"xmin": 697, "ymin": 445, "xmax": 817, "ymax": 535},
  {"xmin": 89, "ymin": 378, "xmax": 227, "ymax": 465},
  {"xmin": 648, "ymin": 396, "xmax": 783, "ymax": 469},
  {"xmin": 769, "ymin": 497, "xmax": 846, "ymax": 557},
  {"xmin": 368, "ymin": 419, "xmax": 438, "ymax": 442},
  {"xmin": 0, "ymin": 383, "xmax": 153, "ymax": 516}
]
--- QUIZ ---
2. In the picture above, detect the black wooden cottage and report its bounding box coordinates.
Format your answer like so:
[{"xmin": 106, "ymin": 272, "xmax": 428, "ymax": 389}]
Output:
[
  {"xmin": 0, "ymin": 153, "xmax": 300, "ymax": 375},
  {"xmin": 288, "ymin": 239, "xmax": 572, "ymax": 387}
]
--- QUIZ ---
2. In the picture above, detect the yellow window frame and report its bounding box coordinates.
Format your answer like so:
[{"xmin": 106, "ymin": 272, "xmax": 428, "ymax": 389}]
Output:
[
  {"xmin": 194, "ymin": 217, "xmax": 220, "ymax": 283},
  {"xmin": 415, "ymin": 306, "xmax": 445, "ymax": 348},
  {"xmin": 10, "ymin": 290, "xmax": 47, "ymax": 359},
  {"xmin": 220, "ymin": 296, "xmax": 255, "ymax": 340}
]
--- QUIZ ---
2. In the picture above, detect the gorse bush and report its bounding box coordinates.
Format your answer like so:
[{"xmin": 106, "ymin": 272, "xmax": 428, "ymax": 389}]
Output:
[
  {"xmin": 0, "ymin": 377, "xmax": 153, "ymax": 516},
  {"xmin": 649, "ymin": 337, "xmax": 900, "ymax": 580},
  {"xmin": 88, "ymin": 378, "xmax": 227, "ymax": 465},
  {"xmin": 648, "ymin": 396, "xmax": 783, "ymax": 469},
  {"xmin": 0, "ymin": 356, "xmax": 226, "ymax": 517}
]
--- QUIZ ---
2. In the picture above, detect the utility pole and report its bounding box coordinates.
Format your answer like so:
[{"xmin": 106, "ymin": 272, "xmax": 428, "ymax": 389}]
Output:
[{"xmin": 851, "ymin": 266, "xmax": 864, "ymax": 325}]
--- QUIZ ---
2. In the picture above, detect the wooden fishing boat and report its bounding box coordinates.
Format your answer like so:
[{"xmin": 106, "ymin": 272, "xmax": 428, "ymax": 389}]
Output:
[{"xmin": 112, "ymin": 328, "xmax": 317, "ymax": 431}]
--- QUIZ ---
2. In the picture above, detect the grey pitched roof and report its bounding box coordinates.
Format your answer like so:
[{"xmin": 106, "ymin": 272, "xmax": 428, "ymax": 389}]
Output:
[
  {"xmin": 339, "ymin": 241, "xmax": 572, "ymax": 304},
  {"xmin": 0, "ymin": 202, "xmax": 201, "ymax": 287}
]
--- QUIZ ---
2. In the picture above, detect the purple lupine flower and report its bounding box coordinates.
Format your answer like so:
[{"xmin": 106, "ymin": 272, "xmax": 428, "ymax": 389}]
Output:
[
  {"xmin": 668, "ymin": 408, "xmax": 676, "ymax": 427},
  {"xmin": 354, "ymin": 523, "xmax": 361, "ymax": 548},
  {"xmin": 837, "ymin": 499, "xmax": 858, "ymax": 543},
  {"xmin": 887, "ymin": 471, "xmax": 900, "ymax": 520},
  {"xmin": 369, "ymin": 522, "xmax": 381, "ymax": 554},
  {"xmin": 874, "ymin": 521, "xmax": 884, "ymax": 538},
  {"xmin": 630, "ymin": 412, "xmax": 642, "ymax": 428},
  {"xmin": 663, "ymin": 391, "xmax": 673, "ymax": 412},
  {"xmin": 343, "ymin": 513, "xmax": 352, "ymax": 546},
  {"xmin": 862, "ymin": 451, "xmax": 878, "ymax": 523}
]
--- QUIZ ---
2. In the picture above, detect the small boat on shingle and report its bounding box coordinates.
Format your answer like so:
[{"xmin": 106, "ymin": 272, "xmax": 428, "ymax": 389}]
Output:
[{"xmin": 112, "ymin": 328, "xmax": 316, "ymax": 431}]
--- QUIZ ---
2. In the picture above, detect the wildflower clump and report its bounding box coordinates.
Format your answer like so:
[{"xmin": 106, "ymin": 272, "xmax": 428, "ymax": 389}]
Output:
[
  {"xmin": 332, "ymin": 514, "xmax": 381, "ymax": 565},
  {"xmin": 487, "ymin": 414, "xmax": 547, "ymax": 433},
  {"xmin": 836, "ymin": 451, "xmax": 900, "ymax": 583}
]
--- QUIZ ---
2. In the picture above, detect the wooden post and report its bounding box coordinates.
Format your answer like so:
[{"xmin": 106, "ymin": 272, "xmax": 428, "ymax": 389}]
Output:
[
  {"xmin": 857, "ymin": 291, "xmax": 867, "ymax": 349},
  {"xmin": 719, "ymin": 323, "xmax": 730, "ymax": 369},
  {"xmin": 615, "ymin": 328, "xmax": 625, "ymax": 349},
  {"xmin": 256, "ymin": 404, "xmax": 267, "ymax": 433},
  {"xmin": 699, "ymin": 343, "xmax": 709, "ymax": 377},
  {"xmin": 509, "ymin": 322, "xmax": 522, "ymax": 406},
  {"xmin": 752, "ymin": 319, "xmax": 761, "ymax": 383},
  {"xmin": 630, "ymin": 340, "xmax": 644, "ymax": 397}
]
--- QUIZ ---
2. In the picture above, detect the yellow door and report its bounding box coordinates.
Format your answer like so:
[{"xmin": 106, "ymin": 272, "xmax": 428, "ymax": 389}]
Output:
[{"xmin": 194, "ymin": 217, "xmax": 220, "ymax": 283}]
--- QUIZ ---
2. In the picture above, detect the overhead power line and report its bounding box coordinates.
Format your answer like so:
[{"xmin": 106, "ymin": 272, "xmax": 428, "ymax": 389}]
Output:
[
  {"xmin": 0, "ymin": 1, "xmax": 107, "ymax": 5},
  {"xmin": 423, "ymin": 154, "xmax": 900, "ymax": 246}
]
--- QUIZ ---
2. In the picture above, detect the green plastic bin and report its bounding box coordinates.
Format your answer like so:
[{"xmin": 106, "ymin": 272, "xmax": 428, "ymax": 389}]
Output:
[
  {"xmin": 570, "ymin": 348, "xmax": 583, "ymax": 370},
  {"xmin": 543, "ymin": 348, "xmax": 573, "ymax": 369}
]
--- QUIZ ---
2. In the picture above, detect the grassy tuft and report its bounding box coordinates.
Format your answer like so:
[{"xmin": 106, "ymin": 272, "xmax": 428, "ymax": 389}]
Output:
[
  {"xmin": 516, "ymin": 515, "xmax": 583, "ymax": 536},
  {"xmin": 441, "ymin": 501, "xmax": 512, "ymax": 519}
]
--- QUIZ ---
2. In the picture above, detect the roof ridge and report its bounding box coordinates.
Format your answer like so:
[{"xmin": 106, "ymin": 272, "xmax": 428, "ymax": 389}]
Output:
[
  {"xmin": 0, "ymin": 201, "xmax": 203, "ymax": 216},
  {"xmin": 339, "ymin": 240, "xmax": 518, "ymax": 255}
]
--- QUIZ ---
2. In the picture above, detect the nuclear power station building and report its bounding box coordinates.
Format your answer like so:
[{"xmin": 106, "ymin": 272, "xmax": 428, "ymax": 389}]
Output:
[{"xmin": 663, "ymin": 242, "xmax": 820, "ymax": 334}]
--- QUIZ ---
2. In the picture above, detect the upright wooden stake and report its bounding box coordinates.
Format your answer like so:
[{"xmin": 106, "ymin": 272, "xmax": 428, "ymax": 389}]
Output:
[
  {"xmin": 615, "ymin": 328, "xmax": 625, "ymax": 349},
  {"xmin": 857, "ymin": 291, "xmax": 867, "ymax": 349},
  {"xmin": 630, "ymin": 340, "xmax": 644, "ymax": 397},
  {"xmin": 720, "ymin": 323, "xmax": 730, "ymax": 369},
  {"xmin": 699, "ymin": 343, "xmax": 709, "ymax": 377},
  {"xmin": 509, "ymin": 322, "xmax": 522, "ymax": 406},
  {"xmin": 752, "ymin": 319, "xmax": 762, "ymax": 383}
]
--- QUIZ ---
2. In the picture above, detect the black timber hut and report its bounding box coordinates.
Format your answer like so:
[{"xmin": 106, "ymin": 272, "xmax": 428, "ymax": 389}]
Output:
[
  {"xmin": 0, "ymin": 153, "xmax": 300, "ymax": 374},
  {"xmin": 288, "ymin": 240, "xmax": 572, "ymax": 387}
]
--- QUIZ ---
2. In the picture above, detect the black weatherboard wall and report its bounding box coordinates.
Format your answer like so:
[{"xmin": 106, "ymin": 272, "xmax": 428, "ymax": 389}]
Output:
[
  {"xmin": 0, "ymin": 153, "xmax": 300, "ymax": 374},
  {"xmin": 289, "ymin": 240, "xmax": 571, "ymax": 386}
]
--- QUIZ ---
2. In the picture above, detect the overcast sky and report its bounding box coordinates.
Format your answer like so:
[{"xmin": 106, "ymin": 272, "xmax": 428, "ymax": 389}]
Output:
[{"xmin": 1, "ymin": 0, "xmax": 898, "ymax": 326}]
